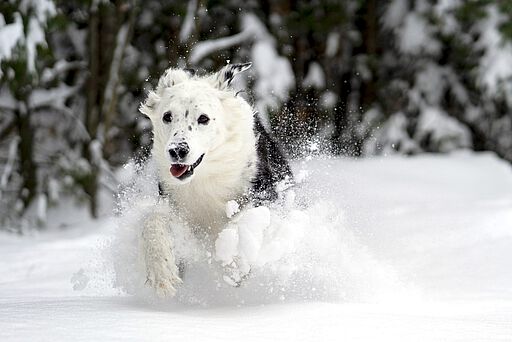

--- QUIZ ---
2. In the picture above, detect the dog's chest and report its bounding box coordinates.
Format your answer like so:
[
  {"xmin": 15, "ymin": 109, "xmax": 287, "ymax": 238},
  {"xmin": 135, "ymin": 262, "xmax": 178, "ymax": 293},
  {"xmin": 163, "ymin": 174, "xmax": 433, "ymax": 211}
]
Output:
[{"xmin": 166, "ymin": 172, "xmax": 252, "ymax": 232}]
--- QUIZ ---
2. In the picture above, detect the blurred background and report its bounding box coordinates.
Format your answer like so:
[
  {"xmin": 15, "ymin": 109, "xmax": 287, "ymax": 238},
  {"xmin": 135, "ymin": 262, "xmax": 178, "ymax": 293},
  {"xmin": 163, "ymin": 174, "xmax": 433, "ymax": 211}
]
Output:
[{"xmin": 1, "ymin": 0, "xmax": 512, "ymax": 229}]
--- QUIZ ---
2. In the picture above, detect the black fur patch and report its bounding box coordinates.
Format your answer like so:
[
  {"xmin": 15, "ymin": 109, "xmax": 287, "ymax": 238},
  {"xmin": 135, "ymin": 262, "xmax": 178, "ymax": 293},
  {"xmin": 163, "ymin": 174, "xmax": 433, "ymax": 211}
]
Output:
[
  {"xmin": 158, "ymin": 182, "xmax": 166, "ymax": 196},
  {"xmin": 185, "ymin": 110, "xmax": 189, "ymax": 117},
  {"xmin": 250, "ymin": 114, "xmax": 293, "ymax": 203},
  {"xmin": 222, "ymin": 63, "xmax": 251, "ymax": 86},
  {"xmin": 184, "ymin": 68, "xmax": 196, "ymax": 76},
  {"xmin": 225, "ymin": 70, "xmax": 234, "ymax": 85}
]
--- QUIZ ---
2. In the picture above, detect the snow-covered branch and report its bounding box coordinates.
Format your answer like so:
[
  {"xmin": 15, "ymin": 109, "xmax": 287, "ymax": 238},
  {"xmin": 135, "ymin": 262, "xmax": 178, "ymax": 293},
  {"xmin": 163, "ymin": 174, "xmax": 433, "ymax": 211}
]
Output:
[
  {"xmin": 190, "ymin": 14, "xmax": 268, "ymax": 64},
  {"xmin": 179, "ymin": 0, "xmax": 197, "ymax": 43},
  {"xmin": 34, "ymin": 104, "xmax": 90, "ymax": 141},
  {"xmin": 40, "ymin": 60, "xmax": 87, "ymax": 84},
  {"xmin": 0, "ymin": 87, "xmax": 18, "ymax": 111},
  {"xmin": 0, "ymin": 136, "xmax": 19, "ymax": 201},
  {"xmin": 28, "ymin": 84, "xmax": 80, "ymax": 109},
  {"xmin": 102, "ymin": 23, "xmax": 130, "ymax": 117}
]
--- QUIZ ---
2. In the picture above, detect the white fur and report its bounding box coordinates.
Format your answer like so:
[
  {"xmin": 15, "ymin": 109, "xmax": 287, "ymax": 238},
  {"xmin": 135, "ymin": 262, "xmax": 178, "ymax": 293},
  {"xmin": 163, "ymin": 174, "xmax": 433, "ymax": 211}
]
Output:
[{"xmin": 139, "ymin": 65, "xmax": 257, "ymax": 297}]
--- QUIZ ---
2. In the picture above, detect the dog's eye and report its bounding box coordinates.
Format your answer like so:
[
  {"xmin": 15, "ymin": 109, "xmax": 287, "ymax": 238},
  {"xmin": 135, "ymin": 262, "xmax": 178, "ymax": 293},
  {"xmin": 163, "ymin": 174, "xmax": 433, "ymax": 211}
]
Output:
[
  {"xmin": 162, "ymin": 111, "xmax": 173, "ymax": 123},
  {"xmin": 197, "ymin": 114, "xmax": 210, "ymax": 125}
]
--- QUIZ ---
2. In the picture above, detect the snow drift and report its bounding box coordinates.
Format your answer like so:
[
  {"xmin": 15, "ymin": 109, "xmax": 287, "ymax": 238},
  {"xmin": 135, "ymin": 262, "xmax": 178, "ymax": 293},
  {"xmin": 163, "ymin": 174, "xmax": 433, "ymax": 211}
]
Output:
[{"xmin": 1, "ymin": 152, "xmax": 512, "ymax": 341}]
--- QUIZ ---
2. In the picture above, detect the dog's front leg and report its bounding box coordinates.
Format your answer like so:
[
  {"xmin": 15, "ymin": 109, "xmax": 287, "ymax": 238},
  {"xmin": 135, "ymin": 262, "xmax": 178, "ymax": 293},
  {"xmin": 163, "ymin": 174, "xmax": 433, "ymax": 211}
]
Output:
[{"xmin": 141, "ymin": 210, "xmax": 182, "ymax": 297}]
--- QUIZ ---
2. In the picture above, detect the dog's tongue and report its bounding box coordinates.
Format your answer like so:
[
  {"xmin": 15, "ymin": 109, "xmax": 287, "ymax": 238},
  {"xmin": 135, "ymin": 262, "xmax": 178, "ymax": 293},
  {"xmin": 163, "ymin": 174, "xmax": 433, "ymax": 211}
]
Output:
[{"xmin": 170, "ymin": 164, "xmax": 188, "ymax": 178}]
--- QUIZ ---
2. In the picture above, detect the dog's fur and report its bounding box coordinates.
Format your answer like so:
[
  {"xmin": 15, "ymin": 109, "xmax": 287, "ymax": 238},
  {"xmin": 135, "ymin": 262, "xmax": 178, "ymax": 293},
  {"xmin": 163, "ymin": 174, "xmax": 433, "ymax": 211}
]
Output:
[{"xmin": 139, "ymin": 63, "xmax": 292, "ymax": 297}]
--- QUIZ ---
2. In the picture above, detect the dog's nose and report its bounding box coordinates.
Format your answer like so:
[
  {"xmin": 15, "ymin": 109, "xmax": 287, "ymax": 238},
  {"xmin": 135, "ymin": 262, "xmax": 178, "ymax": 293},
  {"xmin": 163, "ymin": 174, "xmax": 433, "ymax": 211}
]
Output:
[{"xmin": 169, "ymin": 142, "xmax": 190, "ymax": 161}]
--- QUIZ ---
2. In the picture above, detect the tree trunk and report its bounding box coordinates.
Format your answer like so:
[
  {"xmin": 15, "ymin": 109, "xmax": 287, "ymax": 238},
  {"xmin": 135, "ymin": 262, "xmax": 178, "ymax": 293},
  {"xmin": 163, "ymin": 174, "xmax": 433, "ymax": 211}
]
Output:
[
  {"xmin": 359, "ymin": 0, "xmax": 378, "ymax": 108},
  {"xmin": 16, "ymin": 102, "xmax": 37, "ymax": 210},
  {"xmin": 83, "ymin": 2, "xmax": 101, "ymax": 218},
  {"xmin": 103, "ymin": 1, "xmax": 138, "ymax": 162}
]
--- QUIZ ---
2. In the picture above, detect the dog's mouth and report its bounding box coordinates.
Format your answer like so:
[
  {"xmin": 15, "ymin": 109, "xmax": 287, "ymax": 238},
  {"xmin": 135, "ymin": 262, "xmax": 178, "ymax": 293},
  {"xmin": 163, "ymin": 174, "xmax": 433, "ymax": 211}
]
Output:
[{"xmin": 170, "ymin": 154, "xmax": 204, "ymax": 180}]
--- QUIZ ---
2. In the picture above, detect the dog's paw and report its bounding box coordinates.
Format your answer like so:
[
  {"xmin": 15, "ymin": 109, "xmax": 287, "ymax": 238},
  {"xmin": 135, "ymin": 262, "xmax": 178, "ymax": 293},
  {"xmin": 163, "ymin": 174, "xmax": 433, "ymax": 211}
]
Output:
[{"xmin": 145, "ymin": 260, "xmax": 182, "ymax": 298}]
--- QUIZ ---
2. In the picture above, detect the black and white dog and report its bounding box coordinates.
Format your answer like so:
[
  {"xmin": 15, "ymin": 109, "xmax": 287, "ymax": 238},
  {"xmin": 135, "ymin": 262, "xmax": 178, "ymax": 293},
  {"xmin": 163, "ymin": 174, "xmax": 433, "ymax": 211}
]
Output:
[{"xmin": 139, "ymin": 63, "xmax": 292, "ymax": 297}]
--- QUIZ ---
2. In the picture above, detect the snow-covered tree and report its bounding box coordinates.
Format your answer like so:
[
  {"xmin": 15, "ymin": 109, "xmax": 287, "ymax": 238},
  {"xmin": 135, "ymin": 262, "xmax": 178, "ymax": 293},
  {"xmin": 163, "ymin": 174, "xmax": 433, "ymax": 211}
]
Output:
[
  {"xmin": 0, "ymin": 0, "xmax": 63, "ymax": 226},
  {"xmin": 3, "ymin": 0, "xmax": 512, "ymax": 229},
  {"xmin": 362, "ymin": 1, "xmax": 512, "ymax": 160}
]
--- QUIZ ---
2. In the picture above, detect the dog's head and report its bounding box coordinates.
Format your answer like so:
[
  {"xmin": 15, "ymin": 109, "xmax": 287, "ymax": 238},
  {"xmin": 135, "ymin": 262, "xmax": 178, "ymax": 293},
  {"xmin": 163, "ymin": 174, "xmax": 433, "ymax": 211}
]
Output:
[{"xmin": 140, "ymin": 63, "xmax": 252, "ymax": 185}]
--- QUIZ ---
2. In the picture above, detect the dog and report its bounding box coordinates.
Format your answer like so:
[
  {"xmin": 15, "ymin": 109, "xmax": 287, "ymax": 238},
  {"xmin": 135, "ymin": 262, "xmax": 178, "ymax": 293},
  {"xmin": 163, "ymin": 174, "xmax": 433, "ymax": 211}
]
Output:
[{"xmin": 138, "ymin": 63, "xmax": 292, "ymax": 297}]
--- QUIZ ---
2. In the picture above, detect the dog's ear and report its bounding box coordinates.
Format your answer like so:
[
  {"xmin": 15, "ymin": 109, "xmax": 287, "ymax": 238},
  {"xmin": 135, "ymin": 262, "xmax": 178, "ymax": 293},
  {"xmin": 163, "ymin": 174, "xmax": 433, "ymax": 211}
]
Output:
[
  {"xmin": 139, "ymin": 68, "xmax": 193, "ymax": 119},
  {"xmin": 210, "ymin": 62, "xmax": 252, "ymax": 90},
  {"xmin": 157, "ymin": 68, "xmax": 191, "ymax": 91},
  {"xmin": 139, "ymin": 90, "xmax": 160, "ymax": 120}
]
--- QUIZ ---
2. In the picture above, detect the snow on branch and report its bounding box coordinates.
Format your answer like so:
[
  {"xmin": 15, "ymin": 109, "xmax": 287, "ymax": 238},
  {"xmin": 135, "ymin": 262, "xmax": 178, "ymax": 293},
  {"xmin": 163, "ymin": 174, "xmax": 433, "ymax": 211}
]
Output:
[
  {"xmin": 102, "ymin": 23, "xmax": 130, "ymax": 116},
  {"xmin": 190, "ymin": 13, "xmax": 268, "ymax": 64},
  {"xmin": 0, "ymin": 136, "xmax": 20, "ymax": 201},
  {"xmin": 35, "ymin": 104, "xmax": 90, "ymax": 141},
  {"xmin": 28, "ymin": 84, "xmax": 79, "ymax": 109},
  {"xmin": 19, "ymin": 0, "xmax": 56, "ymax": 23},
  {"xmin": 189, "ymin": 13, "xmax": 295, "ymax": 121},
  {"xmin": 0, "ymin": 13, "xmax": 24, "ymax": 76},
  {"xmin": 179, "ymin": 0, "xmax": 197, "ymax": 43},
  {"xmin": 190, "ymin": 31, "xmax": 251, "ymax": 64},
  {"xmin": 0, "ymin": 0, "xmax": 57, "ymax": 76},
  {"xmin": 476, "ymin": 6, "xmax": 512, "ymax": 102},
  {"xmin": 41, "ymin": 60, "xmax": 86, "ymax": 84},
  {"xmin": 0, "ymin": 86, "xmax": 18, "ymax": 111}
]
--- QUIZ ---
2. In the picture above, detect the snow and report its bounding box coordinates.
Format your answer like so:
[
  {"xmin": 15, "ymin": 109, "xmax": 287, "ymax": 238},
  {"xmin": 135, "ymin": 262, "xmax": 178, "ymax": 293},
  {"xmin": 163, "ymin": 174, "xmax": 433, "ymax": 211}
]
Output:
[
  {"xmin": 476, "ymin": 6, "xmax": 512, "ymax": 103},
  {"xmin": 102, "ymin": 23, "xmax": 130, "ymax": 116},
  {"xmin": 0, "ymin": 0, "xmax": 56, "ymax": 76},
  {"xmin": 28, "ymin": 84, "xmax": 78, "ymax": 109},
  {"xmin": 382, "ymin": 0, "xmax": 408, "ymax": 29},
  {"xmin": 41, "ymin": 60, "xmax": 86, "ymax": 83},
  {"xmin": 224, "ymin": 200, "xmax": 240, "ymax": 218},
  {"xmin": 415, "ymin": 107, "xmax": 472, "ymax": 151},
  {"xmin": 302, "ymin": 62, "xmax": 325, "ymax": 89},
  {"xmin": 26, "ymin": 17, "xmax": 46, "ymax": 73},
  {"xmin": 325, "ymin": 32, "xmax": 340, "ymax": 57},
  {"xmin": 414, "ymin": 63, "xmax": 445, "ymax": 105},
  {"xmin": 36, "ymin": 193, "xmax": 48, "ymax": 225},
  {"xmin": 367, "ymin": 61, "xmax": 474, "ymax": 155},
  {"xmin": 319, "ymin": 90, "xmax": 338, "ymax": 109},
  {"xmin": 251, "ymin": 40, "xmax": 295, "ymax": 106},
  {"xmin": 179, "ymin": 0, "xmax": 197, "ymax": 43},
  {"xmin": 364, "ymin": 111, "xmax": 419, "ymax": 155},
  {"xmin": 0, "ymin": 13, "xmax": 24, "ymax": 74},
  {"xmin": 0, "ymin": 137, "xmax": 19, "ymax": 201},
  {"xmin": 190, "ymin": 31, "xmax": 249, "ymax": 64},
  {"xmin": 189, "ymin": 13, "xmax": 294, "ymax": 123},
  {"xmin": 189, "ymin": 14, "xmax": 266, "ymax": 64},
  {"xmin": 399, "ymin": 12, "xmax": 440, "ymax": 55},
  {"xmin": 20, "ymin": 0, "xmax": 56, "ymax": 23},
  {"xmin": 433, "ymin": 0, "xmax": 461, "ymax": 35},
  {"xmin": 383, "ymin": 1, "xmax": 441, "ymax": 55},
  {"xmin": 215, "ymin": 227, "xmax": 240, "ymax": 266},
  {"xmin": 246, "ymin": 14, "xmax": 295, "ymax": 117},
  {"xmin": 2, "ymin": 153, "xmax": 512, "ymax": 341}
]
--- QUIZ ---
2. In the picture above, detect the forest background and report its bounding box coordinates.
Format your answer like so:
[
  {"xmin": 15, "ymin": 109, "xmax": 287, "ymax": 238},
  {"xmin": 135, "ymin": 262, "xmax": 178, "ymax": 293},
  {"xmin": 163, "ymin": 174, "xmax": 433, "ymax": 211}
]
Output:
[{"xmin": 1, "ymin": 0, "xmax": 511, "ymax": 228}]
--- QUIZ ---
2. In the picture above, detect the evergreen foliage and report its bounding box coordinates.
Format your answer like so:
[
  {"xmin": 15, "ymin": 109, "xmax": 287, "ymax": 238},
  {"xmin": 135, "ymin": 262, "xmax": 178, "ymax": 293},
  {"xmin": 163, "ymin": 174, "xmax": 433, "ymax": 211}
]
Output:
[{"xmin": 1, "ymin": 0, "xmax": 511, "ymax": 228}]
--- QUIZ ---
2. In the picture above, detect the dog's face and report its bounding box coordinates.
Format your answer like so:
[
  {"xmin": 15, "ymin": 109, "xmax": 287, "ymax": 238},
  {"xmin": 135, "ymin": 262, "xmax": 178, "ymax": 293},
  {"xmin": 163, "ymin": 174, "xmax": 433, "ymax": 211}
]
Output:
[
  {"xmin": 152, "ymin": 84, "xmax": 225, "ymax": 183},
  {"xmin": 140, "ymin": 63, "xmax": 252, "ymax": 185}
]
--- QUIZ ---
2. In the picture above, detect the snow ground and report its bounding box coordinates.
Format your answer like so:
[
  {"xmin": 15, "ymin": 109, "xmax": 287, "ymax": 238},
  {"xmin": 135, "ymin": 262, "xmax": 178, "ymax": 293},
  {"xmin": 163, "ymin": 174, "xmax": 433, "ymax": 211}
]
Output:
[{"xmin": 1, "ymin": 152, "xmax": 512, "ymax": 341}]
